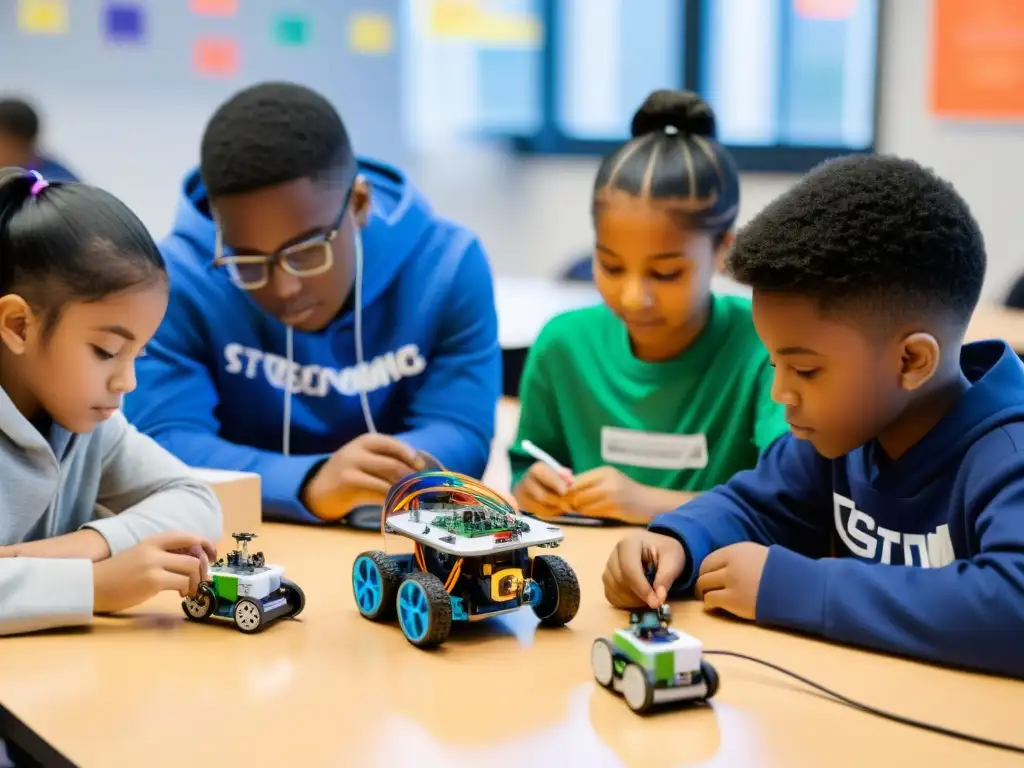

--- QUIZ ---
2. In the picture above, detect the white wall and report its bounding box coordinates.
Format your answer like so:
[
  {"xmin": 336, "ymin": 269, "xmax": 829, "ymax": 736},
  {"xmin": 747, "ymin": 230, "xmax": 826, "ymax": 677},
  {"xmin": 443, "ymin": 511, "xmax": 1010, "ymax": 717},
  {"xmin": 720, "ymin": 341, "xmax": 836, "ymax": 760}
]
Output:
[
  {"xmin": 874, "ymin": 0, "xmax": 1024, "ymax": 301},
  {"xmin": 0, "ymin": 0, "xmax": 408, "ymax": 240}
]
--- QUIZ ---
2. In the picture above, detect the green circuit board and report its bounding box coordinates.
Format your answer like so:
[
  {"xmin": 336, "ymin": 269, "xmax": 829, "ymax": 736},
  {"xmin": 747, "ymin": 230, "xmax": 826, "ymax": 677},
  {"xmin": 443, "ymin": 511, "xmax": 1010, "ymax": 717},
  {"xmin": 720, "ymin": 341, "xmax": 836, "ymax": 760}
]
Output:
[{"xmin": 431, "ymin": 507, "xmax": 531, "ymax": 538}]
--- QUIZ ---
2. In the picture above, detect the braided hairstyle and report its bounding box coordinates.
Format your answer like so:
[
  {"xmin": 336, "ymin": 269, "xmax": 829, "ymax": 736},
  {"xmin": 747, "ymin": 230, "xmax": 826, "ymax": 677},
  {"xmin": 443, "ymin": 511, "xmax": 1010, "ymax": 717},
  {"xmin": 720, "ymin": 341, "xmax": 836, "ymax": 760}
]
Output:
[{"xmin": 593, "ymin": 90, "xmax": 740, "ymax": 243}]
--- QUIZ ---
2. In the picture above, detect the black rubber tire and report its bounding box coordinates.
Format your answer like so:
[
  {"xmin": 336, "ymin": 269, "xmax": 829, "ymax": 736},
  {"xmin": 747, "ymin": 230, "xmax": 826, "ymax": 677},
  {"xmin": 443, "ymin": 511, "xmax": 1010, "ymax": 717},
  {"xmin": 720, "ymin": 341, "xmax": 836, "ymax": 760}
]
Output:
[
  {"xmin": 530, "ymin": 554, "xmax": 581, "ymax": 626},
  {"xmin": 352, "ymin": 550, "xmax": 403, "ymax": 621},
  {"xmin": 701, "ymin": 659, "xmax": 719, "ymax": 699},
  {"xmin": 182, "ymin": 582, "xmax": 217, "ymax": 621},
  {"xmin": 281, "ymin": 578, "xmax": 305, "ymax": 618},
  {"xmin": 397, "ymin": 571, "xmax": 453, "ymax": 649}
]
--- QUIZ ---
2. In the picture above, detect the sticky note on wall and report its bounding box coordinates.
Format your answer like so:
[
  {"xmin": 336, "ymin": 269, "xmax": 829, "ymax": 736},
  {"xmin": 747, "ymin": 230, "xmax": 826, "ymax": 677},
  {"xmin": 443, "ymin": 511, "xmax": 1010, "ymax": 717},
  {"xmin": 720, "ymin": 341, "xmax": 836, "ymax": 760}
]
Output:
[
  {"xmin": 17, "ymin": 0, "xmax": 68, "ymax": 34},
  {"xmin": 794, "ymin": 0, "xmax": 856, "ymax": 20},
  {"xmin": 274, "ymin": 14, "xmax": 310, "ymax": 47},
  {"xmin": 189, "ymin": 0, "xmax": 237, "ymax": 17},
  {"xmin": 349, "ymin": 12, "xmax": 392, "ymax": 54},
  {"xmin": 104, "ymin": 2, "xmax": 145, "ymax": 44},
  {"xmin": 194, "ymin": 37, "xmax": 239, "ymax": 77}
]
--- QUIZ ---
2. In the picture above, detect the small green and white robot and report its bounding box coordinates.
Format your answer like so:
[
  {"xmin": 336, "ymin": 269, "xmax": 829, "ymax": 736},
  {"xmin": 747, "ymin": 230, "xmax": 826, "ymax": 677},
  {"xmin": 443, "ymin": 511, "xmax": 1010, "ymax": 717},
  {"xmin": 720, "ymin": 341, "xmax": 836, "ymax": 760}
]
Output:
[
  {"xmin": 182, "ymin": 532, "xmax": 305, "ymax": 634},
  {"xmin": 591, "ymin": 605, "xmax": 719, "ymax": 713}
]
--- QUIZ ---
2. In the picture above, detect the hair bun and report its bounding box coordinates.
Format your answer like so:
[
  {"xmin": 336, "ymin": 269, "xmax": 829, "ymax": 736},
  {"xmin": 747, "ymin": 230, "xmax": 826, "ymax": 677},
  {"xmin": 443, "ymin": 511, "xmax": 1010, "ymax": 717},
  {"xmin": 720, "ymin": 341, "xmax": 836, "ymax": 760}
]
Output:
[{"xmin": 630, "ymin": 90, "xmax": 716, "ymax": 139}]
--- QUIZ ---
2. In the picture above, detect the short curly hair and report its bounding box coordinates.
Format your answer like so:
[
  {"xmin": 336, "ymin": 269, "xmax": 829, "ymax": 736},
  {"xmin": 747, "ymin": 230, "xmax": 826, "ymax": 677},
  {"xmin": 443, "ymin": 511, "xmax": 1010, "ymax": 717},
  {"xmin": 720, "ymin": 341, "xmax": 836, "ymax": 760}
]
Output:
[
  {"xmin": 199, "ymin": 82, "xmax": 354, "ymax": 198},
  {"xmin": 728, "ymin": 154, "xmax": 986, "ymax": 328}
]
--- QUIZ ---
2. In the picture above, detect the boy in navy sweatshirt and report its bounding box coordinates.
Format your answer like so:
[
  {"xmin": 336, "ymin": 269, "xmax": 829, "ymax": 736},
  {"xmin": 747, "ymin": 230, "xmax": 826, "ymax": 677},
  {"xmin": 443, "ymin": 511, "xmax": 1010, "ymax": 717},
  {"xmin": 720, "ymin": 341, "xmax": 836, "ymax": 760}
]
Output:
[
  {"xmin": 602, "ymin": 154, "xmax": 1024, "ymax": 679},
  {"xmin": 123, "ymin": 82, "xmax": 501, "ymax": 525}
]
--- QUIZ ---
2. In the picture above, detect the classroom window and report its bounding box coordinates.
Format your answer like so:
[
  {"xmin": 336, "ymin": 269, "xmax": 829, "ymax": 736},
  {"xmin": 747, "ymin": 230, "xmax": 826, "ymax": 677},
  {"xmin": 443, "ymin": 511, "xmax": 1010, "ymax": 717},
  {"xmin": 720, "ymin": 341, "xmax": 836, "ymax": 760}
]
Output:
[
  {"xmin": 554, "ymin": 0, "xmax": 683, "ymax": 140},
  {"xmin": 402, "ymin": 0, "xmax": 881, "ymax": 172},
  {"xmin": 702, "ymin": 0, "xmax": 879, "ymax": 149},
  {"xmin": 401, "ymin": 0, "xmax": 543, "ymax": 149}
]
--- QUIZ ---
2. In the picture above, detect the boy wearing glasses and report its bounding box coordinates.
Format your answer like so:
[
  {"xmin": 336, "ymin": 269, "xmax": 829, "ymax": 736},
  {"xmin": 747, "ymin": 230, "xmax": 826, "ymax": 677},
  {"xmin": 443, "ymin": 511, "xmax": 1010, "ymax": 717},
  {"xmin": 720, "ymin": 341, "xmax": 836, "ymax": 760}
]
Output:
[{"xmin": 124, "ymin": 82, "xmax": 502, "ymax": 525}]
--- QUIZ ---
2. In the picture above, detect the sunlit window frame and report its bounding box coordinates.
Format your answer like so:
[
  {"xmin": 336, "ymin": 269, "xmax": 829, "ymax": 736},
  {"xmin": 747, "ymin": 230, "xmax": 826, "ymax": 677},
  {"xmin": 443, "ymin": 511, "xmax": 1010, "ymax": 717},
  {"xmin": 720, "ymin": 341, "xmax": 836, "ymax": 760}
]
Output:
[{"xmin": 500, "ymin": 0, "xmax": 884, "ymax": 173}]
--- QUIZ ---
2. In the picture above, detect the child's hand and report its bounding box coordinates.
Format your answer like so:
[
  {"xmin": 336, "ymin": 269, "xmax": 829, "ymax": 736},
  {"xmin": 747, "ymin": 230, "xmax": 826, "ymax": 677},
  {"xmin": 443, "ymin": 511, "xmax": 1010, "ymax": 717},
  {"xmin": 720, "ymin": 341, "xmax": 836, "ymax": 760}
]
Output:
[
  {"xmin": 694, "ymin": 542, "xmax": 769, "ymax": 620},
  {"xmin": 567, "ymin": 466, "xmax": 654, "ymax": 524},
  {"xmin": 303, "ymin": 434, "xmax": 426, "ymax": 518},
  {"xmin": 514, "ymin": 461, "xmax": 572, "ymax": 519},
  {"xmin": 92, "ymin": 531, "xmax": 217, "ymax": 615},
  {"xmin": 602, "ymin": 531, "xmax": 686, "ymax": 610}
]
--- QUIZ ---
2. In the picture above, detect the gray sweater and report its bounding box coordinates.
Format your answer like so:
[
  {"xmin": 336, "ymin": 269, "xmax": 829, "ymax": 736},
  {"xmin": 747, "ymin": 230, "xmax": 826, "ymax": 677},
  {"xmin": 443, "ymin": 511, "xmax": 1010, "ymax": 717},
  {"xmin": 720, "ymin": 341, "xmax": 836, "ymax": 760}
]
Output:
[{"xmin": 0, "ymin": 390, "xmax": 223, "ymax": 635}]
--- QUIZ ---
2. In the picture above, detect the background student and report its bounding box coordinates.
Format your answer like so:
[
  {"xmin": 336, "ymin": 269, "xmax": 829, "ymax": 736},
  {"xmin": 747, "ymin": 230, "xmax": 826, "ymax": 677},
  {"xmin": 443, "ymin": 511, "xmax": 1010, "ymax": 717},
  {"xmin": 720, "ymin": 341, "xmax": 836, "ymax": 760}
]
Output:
[
  {"xmin": 0, "ymin": 98, "xmax": 79, "ymax": 182},
  {"xmin": 509, "ymin": 90, "xmax": 787, "ymax": 524},
  {"xmin": 603, "ymin": 154, "xmax": 1024, "ymax": 679},
  {"xmin": 123, "ymin": 82, "xmax": 502, "ymax": 525},
  {"xmin": 0, "ymin": 168, "xmax": 221, "ymax": 636}
]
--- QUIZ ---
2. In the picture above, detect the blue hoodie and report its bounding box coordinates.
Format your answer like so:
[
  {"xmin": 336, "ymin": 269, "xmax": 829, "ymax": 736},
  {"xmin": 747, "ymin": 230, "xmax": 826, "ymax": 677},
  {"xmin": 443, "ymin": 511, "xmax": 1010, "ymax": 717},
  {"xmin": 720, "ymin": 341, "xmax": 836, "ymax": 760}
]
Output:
[
  {"xmin": 31, "ymin": 154, "xmax": 79, "ymax": 182},
  {"xmin": 123, "ymin": 158, "xmax": 502, "ymax": 524},
  {"xmin": 650, "ymin": 340, "xmax": 1024, "ymax": 678}
]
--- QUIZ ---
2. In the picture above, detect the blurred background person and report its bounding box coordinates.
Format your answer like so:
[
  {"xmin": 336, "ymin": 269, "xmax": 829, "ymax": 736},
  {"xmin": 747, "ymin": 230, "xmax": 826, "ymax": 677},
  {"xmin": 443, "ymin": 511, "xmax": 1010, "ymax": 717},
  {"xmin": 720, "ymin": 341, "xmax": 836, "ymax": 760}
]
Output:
[{"xmin": 0, "ymin": 98, "xmax": 79, "ymax": 181}]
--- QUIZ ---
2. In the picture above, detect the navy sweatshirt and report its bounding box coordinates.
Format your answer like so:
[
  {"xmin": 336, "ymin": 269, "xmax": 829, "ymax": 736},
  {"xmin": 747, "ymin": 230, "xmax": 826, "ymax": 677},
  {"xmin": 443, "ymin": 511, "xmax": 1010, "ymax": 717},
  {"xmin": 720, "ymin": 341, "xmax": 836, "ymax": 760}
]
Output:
[{"xmin": 650, "ymin": 340, "xmax": 1024, "ymax": 678}]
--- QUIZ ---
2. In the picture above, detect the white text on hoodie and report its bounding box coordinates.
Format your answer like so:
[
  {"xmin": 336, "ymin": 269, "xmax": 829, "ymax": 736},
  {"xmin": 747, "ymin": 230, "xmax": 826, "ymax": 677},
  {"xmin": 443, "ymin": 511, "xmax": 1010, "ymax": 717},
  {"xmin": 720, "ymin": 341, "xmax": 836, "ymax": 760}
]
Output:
[
  {"xmin": 223, "ymin": 342, "xmax": 427, "ymax": 396},
  {"xmin": 833, "ymin": 493, "xmax": 956, "ymax": 568}
]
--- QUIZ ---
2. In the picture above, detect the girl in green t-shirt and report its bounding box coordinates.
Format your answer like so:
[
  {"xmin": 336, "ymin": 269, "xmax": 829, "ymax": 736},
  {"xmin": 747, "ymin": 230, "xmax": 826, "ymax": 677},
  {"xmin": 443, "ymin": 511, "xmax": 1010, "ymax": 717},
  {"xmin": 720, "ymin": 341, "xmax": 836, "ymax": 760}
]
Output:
[{"xmin": 509, "ymin": 90, "xmax": 787, "ymax": 525}]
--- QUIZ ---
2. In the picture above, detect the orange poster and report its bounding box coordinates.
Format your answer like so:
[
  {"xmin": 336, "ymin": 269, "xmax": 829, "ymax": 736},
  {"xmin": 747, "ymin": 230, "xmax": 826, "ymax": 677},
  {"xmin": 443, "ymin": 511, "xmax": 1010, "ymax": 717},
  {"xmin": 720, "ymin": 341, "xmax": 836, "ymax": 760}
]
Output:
[
  {"xmin": 931, "ymin": 0, "xmax": 1024, "ymax": 118},
  {"xmin": 194, "ymin": 37, "xmax": 239, "ymax": 78}
]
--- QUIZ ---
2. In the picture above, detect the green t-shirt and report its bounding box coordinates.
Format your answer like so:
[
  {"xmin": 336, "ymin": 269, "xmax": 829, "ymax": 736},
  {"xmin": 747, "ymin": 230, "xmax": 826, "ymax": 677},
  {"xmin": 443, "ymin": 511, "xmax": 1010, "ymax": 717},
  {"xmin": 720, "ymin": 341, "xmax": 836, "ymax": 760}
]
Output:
[{"xmin": 508, "ymin": 294, "xmax": 787, "ymax": 492}]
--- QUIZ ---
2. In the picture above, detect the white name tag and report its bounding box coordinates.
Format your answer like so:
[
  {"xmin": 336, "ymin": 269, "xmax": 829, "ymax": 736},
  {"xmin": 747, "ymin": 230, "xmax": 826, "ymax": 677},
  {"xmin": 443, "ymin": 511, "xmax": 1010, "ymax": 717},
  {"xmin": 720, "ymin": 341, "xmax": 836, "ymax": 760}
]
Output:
[{"xmin": 600, "ymin": 427, "xmax": 708, "ymax": 470}]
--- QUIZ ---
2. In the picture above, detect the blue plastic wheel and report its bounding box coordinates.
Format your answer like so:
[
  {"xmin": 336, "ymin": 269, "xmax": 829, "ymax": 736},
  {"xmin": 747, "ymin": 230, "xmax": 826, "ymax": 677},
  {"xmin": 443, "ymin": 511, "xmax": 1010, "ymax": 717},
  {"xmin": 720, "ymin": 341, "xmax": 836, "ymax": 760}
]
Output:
[
  {"xmin": 396, "ymin": 572, "xmax": 452, "ymax": 648},
  {"xmin": 352, "ymin": 551, "xmax": 400, "ymax": 621}
]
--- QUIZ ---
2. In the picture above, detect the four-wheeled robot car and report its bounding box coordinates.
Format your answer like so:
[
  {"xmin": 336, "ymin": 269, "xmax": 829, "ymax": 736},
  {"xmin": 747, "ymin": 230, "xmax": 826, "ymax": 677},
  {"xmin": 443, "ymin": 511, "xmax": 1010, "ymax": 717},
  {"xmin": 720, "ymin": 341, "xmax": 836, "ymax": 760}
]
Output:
[
  {"xmin": 352, "ymin": 470, "xmax": 581, "ymax": 648},
  {"xmin": 591, "ymin": 604, "xmax": 718, "ymax": 713},
  {"xmin": 182, "ymin": 532, "xmax": 305, "ymax": 634}
]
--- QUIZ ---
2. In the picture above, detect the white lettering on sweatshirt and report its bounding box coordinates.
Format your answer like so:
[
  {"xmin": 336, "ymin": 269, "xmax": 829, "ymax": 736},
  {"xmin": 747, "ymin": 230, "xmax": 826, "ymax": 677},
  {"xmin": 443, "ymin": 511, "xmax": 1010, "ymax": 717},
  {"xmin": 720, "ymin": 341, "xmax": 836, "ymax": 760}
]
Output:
[
  {"xmin": 833, "ymin": 493, "xmax": 956, "ymax": 568},
  {"xmin": 222, "ymin": 342, "xmax": 427, "ymax": 397}
]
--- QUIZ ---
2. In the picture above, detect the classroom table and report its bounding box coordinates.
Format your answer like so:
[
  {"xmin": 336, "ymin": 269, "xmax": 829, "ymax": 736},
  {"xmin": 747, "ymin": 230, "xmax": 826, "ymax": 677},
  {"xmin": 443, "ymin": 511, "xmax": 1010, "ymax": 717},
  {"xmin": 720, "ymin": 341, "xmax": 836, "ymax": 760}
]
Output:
[{"xmin": 0, "ymin": 523, "xmax": 1019, "ymax": 767}]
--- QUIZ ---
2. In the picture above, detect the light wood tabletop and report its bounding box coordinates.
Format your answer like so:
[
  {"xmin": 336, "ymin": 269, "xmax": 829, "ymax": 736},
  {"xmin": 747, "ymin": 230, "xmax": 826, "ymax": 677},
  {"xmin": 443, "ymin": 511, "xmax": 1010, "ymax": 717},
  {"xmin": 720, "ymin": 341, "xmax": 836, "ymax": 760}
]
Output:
[{"xmin": 0, "ymin": 523, "xmax": 1020, "ymax": 767}]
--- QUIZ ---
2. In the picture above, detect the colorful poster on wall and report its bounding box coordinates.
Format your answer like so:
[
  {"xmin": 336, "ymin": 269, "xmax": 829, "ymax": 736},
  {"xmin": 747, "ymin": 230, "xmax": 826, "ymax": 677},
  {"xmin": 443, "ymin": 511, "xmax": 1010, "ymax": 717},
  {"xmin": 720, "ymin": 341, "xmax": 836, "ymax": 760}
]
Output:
[
  {"xmin": 931, "ymin": 0, "xmax": 1024, "ymax": 118},
  {"xmin": 194, "ymin": 37, "xmax": 239, "ymax": 77},
  {"xmin": 348, "ymin": 12, "xmax": 393, "ymax": 54},
  {"xmin": 190, "ymin": 0, "xmax": 237, "ymax": 17},
  {"xmin": 17, "ymin": 0, "xmax": 68, "ymax": 35},
  {"xmin": 428, "ymin": 0, "xmax": 540, "ymax": 47},
  {"xmin": 274, "ymin": 14, "xmax": 310, "ymax": 47},
  {"xmin": 104, "ymin": 2, "xmax": 145, "ymax": 44}
]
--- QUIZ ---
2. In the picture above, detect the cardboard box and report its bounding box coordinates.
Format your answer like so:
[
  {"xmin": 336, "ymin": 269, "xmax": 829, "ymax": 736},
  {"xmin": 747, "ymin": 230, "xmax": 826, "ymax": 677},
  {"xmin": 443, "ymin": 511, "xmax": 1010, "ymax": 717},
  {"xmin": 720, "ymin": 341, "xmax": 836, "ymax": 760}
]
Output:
[{"xmin": 189, "ymin": 468, "xmax": 262, "ymax": 554}]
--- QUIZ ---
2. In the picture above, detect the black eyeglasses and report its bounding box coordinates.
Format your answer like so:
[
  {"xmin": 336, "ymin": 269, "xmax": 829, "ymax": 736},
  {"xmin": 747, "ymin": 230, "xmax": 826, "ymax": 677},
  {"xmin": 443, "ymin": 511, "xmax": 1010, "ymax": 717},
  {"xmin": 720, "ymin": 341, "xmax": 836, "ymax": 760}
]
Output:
[{"xmin": 213, "ymin": 182, "xmax": 354, "ymax": 291}]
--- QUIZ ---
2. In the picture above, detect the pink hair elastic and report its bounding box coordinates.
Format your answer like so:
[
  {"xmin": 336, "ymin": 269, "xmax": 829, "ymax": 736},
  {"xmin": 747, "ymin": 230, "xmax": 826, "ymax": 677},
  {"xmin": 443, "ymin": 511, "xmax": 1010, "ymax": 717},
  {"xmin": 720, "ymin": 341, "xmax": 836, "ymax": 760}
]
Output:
[{"xmin": 28, "ymin": 170, "xmax": 49, "ymax": 196}]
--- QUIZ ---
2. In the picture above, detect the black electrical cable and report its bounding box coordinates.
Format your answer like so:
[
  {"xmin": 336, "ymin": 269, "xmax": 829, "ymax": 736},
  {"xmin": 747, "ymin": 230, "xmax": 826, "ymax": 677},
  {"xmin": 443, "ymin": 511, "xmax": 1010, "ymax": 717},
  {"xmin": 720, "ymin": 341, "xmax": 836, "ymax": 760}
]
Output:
[{"xmin": 703, "ymin": 650, "xmax": 1024, "ymax": 755}]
